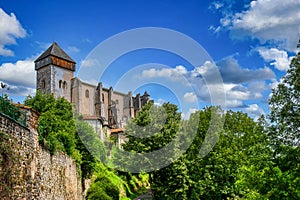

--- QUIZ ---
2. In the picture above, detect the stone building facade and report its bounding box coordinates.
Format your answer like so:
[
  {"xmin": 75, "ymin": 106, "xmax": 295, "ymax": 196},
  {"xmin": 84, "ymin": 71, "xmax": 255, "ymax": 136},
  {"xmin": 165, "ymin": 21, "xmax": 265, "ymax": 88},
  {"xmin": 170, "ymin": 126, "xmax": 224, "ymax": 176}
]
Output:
[{"xmin": 35, "ymin": 42, "xmax": 150, "ymax": 141}]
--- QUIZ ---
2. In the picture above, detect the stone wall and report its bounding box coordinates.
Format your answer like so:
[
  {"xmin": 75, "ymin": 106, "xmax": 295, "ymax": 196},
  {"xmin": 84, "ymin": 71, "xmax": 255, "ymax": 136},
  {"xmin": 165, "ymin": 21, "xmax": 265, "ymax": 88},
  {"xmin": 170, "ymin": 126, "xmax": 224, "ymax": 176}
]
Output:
[
  {"xmin": 0, "ymin": 108, "xmax": 85, "ymax": 200},
  {"xmin": 71, "ymin": 77, "xmax": 96, "ymax": 117},
  {"xmin": 36, "ymin": 65, "xmax": 52, "ymax": 95},
  {"xmin": 53, "ymin": 65, "xmax": 74, "ymax": 102}
]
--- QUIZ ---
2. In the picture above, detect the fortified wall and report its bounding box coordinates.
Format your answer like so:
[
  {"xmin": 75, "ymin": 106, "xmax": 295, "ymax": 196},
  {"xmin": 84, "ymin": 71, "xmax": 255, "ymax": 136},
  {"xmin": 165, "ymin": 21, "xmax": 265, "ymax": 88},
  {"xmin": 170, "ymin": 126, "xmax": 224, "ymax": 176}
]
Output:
[{"xmin": 0, "ymin": 108, "xmax": 86, "ymax": 200}]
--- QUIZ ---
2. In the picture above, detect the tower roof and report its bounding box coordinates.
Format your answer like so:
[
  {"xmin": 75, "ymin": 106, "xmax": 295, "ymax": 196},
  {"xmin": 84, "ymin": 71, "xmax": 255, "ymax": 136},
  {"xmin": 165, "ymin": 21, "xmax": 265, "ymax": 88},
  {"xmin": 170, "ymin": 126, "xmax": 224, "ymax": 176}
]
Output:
[
  {"xmin": 35, "ymin": 42, "xmax": 75, "ymax": 63},
  {"xmin": 143, "ymin": 91, "xmax": 150, "ymax": 96}
]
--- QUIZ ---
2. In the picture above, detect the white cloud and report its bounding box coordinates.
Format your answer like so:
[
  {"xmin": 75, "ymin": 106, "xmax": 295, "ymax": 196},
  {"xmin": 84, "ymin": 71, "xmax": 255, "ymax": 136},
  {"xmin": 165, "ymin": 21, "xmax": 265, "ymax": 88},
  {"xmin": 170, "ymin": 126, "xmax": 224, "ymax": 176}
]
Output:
[
  {"xmin": 269, "ymin": 79, "xmax": 279, "ymax": 90},
  {"xmin": 226, "ymin": 86, "xmax": 251, "ymax": 100},
  {"xmin": 140, "ymin": 58, "xmax": 275, "ymax": 110},
  {"xmin": 0, "ymin": 59, "xmax": 35, "ymax": 89},
  {"xmin": 217, "ymin": 57, "xmax": 275, "ymax": 83},
  {"xmin": 210, "ymin": 1, "xmax": 224, "ymax": 10},
  {"xmin": 183, "ymin": 92, "xmax": 197, "ymax": 103},
  {"xmin": 245, "ymin": 104, "xmax": 265, "ymax": 120},
  {"xmin": 181, "ymin": 108, "xmax": 198, "ymax": 120},
  {"xmin": 248, "ymin": 81, "xmax": 267, "ymax": 92},
  {"xmin": 225, "ymin": 99, "xmax": 244, "ymax": 108},
  {"xmin": 257, "ymin": 47, "xmax": 293, "ymax": 71},
  {"xmin": 1, "ymin": 84, "xmax": 35, "ymax": 97},
  {"xmin": 154, "ymin": 98, "xmax": 167, "ymax": 106},
  {"xmin": 175, "ymin": 65, "xmax": 188, "ymax": 74},
  {"xmin": 220, "ymin": 16, "xmax": 231, "ymax": 27},
  {"xmin": 191, "ymin": 61, "xmax": 216, "ymax": 77},
  {"xmin": 219, "ymin": 0, "xmax": 300, "ymax": 51},
  {"xmin": 194, "ymin": 81, "xmax": 262, "ymax": 108},
  {"xmin": 80, "ymin": 58, "xmax": 99, "ymax": 68},
  {"xmin": 0, "ymin": 8, "xmax": 26, "ymax": 56},
  {"xmin": 142, "ymin": 65, "xmax": 188, "ymax": 81},
  {"xmin": 67, "ymin": 46, "xmax": 80, "ymax": 53},
  {"xmin": 193, "ymin": 58, "xmax": 275, "ymax": 84},
  {"xmin": 189, "ymin": 58, "xmax": 272, "ymax": 107},
  {"xmin": 209, "ymin": 25, "xmax": 222, "ymax": 33}
]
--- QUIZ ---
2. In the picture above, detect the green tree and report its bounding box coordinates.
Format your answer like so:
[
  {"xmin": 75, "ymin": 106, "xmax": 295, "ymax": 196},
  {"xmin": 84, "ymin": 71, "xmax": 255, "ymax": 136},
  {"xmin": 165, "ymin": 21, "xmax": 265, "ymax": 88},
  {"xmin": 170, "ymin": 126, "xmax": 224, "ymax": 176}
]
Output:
[
  {"xmin": 25, "ymin": 91, "xmax": 78, "ymax": 158},
  {"xmin": 123, "ymin": 102, "xmax": 181, "ymax": 153},
  {"xmin": 115, "ymin": 103, "xmax": 284, "ymax": 199},
  {"xmin": 235, "ymin": 42, "xmax": 300, "ymax": 199},
  {"xmin": 112, "ymin": 102, "xmax": 182, "ymax": 173},
  {"xmin": 24, "ymin": 90, "xmax": 56, "ymax": 113},
  {"xmin": 0, "ymin": 95, "xmax": 22, "ymax": 123},
  {"xmin": 269, "ymin": 41, "xmax": 300, "ymax": 148},
  {"xmin": 151, "ymin": 155, "xmax": 190, "ymax": 200},
  {"xmin": 86, "ymin": 162, "xmax": 140, "ymax": 200},
  {"xmin": 75, "ymin": 117, "xmax": 106, "ymax": 178},
  {"xmin": 187, "ymin": 109, "xmax": 269, "ymax": 199},
  {"xmin": 263, "ymin": 41, "xmax": 300, "ymax": 199},
  {"xmin": 87, "ymin": 176, "xmax": 119, "ymax": 200},
  {"xmin": 117, "ymin": 102, "xmax": 189, "ymax": 199}
]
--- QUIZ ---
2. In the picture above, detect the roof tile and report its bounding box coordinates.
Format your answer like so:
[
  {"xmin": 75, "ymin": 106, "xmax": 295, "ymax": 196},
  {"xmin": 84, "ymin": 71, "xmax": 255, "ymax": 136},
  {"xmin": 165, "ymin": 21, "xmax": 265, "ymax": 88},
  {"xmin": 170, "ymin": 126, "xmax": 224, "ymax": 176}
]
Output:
[{"xmin": 35, "ymin": 42, "xmax": 75, "ymax": 63}]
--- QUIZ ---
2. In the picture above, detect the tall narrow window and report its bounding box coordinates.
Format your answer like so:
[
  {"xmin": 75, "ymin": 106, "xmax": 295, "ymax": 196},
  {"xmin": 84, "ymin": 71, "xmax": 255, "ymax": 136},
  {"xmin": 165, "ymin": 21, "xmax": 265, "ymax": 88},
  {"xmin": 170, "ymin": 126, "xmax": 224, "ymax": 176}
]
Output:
[
  {"xmin": 41, "ymin": 80, "xmax": 46, "ymax": 89},
  {"xmin": 102, "ymin": 94, "xmax": 105, "ymax": 103},
  {"xmin": 59, "ymin": 80, "xmax": 62, "ymax": 88},
  {"xmin": 85, "ymin": 89, "xmax": 89, "ymax": 98},
  {"xmin": 63, "ymin": 81, "xmax": 67, "ymax": 89}
]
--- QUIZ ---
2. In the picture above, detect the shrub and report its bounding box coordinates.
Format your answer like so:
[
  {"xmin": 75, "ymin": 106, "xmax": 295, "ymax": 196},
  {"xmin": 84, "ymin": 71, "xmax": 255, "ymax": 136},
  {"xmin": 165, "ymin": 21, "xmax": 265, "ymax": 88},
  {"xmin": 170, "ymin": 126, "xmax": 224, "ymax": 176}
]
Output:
[{"xmin": 87, "ymin": 175, "xmax": 119, "ymax": 200}]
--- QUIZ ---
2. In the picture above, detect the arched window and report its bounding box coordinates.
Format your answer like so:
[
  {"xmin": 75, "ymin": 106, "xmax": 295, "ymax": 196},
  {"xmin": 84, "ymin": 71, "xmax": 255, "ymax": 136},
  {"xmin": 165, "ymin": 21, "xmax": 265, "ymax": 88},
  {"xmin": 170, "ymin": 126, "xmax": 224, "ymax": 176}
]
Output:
[
  {"xmin": 59, "ymin": 80, "xmax": 62, "ymax": 88},
  {"xmin": 63, "ymin": 81, "xmax": 67, "ymax": 89},
  {"xmin": 102, "ymin": 94, "xmax": 105, "ymax": 103},
  {"xmin": 85, "ymin": 89, "xmax": 89, "ymax": 98},
  {"xmin": 41, "ymin": 80, "xmax": 46, "ymax": 89}
]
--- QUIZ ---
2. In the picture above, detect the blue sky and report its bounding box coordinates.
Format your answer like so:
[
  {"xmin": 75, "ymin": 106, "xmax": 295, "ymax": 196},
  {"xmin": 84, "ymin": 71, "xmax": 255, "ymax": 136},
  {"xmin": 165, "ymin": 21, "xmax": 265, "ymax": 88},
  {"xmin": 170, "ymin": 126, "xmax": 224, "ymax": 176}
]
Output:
[{"xmin": 0, "ymin": 0, "xmax": 299, "ymax": 119}]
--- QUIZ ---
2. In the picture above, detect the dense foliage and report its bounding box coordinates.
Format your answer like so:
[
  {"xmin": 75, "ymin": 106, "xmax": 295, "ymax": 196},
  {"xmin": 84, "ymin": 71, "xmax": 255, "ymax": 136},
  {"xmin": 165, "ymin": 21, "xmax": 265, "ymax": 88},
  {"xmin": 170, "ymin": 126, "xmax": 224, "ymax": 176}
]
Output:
[
  {"xmin": 121, "ymin": 43, "xmax": 300, "ymax": 199},
  {"xmin": 87, "ymin": 176, "xmax": 120, "ymax": 200},
  {"xmin": 25, "ymin": 91, "xmax": 149, "ymax": 199},
  {"xmin": 187, "ymin": 110, "xmax": 271, "ymax": 199},
  {"xmin": 0, "ymin": 95, "xmax": 24, "ymax": 125},
  {"xmin": 74, "ymin": 117, "xmax": 106, "ymax": 178},
  {"xmin": 122, "ymin": 104, "xmax": 271, "ymax": 199},
  {"xmin": 86, "ymin": 163, "xmax": 150, "ymax": 200},
  {"xmin": 25, "ymin": 91, "xmax": 78, "ymax": 157},
  {"xmin": 269, "ymin": 41, "xmax": 300, "ymax": 148},
  {"xmin": 25, "ymin": 91, "xmax": 106, "ymax": 177}
]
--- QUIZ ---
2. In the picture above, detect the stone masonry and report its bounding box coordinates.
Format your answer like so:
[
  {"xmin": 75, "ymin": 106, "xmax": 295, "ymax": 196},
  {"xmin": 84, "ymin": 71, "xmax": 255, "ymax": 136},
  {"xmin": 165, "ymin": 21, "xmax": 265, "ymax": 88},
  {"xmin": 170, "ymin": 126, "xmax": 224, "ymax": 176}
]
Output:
[{"xmin": 0, "ymin": 108, "xmax": 86, "ymax": 200}]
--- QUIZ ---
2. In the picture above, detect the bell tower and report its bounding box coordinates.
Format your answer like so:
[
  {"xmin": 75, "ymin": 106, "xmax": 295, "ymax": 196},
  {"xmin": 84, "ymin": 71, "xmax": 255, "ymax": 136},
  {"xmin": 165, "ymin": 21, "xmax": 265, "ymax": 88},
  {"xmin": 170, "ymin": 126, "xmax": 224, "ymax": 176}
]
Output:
[{"xmin": 34, "ymin": 42, "xmax": 76, "ymax": 101}]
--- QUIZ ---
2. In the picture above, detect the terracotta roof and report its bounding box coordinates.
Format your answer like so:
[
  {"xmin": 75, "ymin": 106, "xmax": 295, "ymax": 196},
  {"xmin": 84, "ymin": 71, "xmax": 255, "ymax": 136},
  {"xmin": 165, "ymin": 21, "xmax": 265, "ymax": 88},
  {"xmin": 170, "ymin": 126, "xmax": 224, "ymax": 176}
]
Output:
[
  {"xmin": 35, "ymin": 42, "xmax": 75, "ymax": 63},
  {"xmin": 14, "ymin": 103, "xmax": 40, "ymax": 115},
  {"xmin": 13, "ymin": 103, "xmax": 31, "ymax": 109},
  {"xmin": 110, "ymin": 128, "xmax": 125, "ymax": 133}
]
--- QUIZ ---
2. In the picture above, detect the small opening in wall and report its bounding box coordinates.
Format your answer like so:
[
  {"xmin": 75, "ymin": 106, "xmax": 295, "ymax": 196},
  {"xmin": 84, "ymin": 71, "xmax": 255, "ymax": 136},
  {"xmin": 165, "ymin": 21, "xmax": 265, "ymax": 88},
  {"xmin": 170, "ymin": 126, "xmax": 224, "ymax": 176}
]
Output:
[
  {"xmin": 41, "ymin": 80, "xmax": 46, "ymax": 89},
  {"xmin": 59, "ymin": 80, "xmax": 62, "ymax": 88},
  {"xmin": 63, "ymin": 81, "xmax": 67, "ymax": 89},
  {"xmin": 85, "ymin": 89, "xmax": 89, "ymax": 98},
  {"xmin": 102, "ymin": 94, "xmax": 104, "ymax": 103}
]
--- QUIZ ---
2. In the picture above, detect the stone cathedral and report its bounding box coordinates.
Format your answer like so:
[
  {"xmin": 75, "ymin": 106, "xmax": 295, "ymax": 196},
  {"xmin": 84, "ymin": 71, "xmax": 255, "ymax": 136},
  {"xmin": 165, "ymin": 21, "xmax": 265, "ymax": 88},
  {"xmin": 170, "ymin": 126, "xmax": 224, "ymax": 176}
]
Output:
[{"xmin": 35, "ymin": 42, "xmax": 150, "ymax": 143}]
